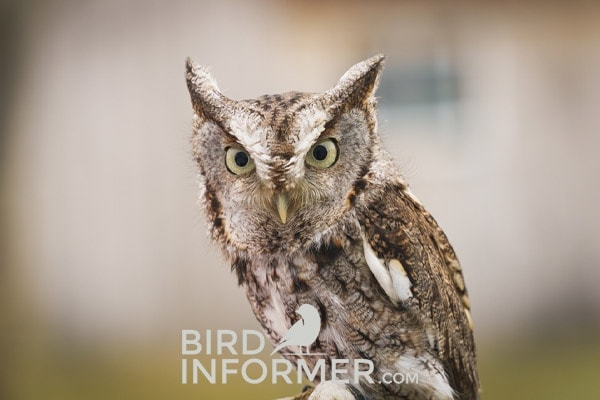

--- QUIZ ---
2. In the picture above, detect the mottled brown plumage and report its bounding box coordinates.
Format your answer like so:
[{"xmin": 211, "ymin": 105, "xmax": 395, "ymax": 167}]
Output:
[{"xmin": 186, "ymin": 55, "xmax": 479, "ymax": 399}]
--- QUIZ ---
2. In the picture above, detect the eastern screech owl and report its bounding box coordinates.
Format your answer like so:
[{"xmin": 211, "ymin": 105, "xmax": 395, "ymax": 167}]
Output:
[{"xmin": 185, "ymin": 55, "xmax": 479, "ymax": 400}]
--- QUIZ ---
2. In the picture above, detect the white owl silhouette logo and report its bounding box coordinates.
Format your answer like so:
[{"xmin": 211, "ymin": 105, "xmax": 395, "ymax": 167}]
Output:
[{"xmin": 270, "ymin": 304, "xmax": 321, "ymax": 356}]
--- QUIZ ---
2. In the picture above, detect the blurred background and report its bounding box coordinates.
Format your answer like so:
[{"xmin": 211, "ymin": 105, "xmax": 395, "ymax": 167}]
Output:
[{"xmin": 1, "ymin": 0, "xmax": 599, "ymax": 398}]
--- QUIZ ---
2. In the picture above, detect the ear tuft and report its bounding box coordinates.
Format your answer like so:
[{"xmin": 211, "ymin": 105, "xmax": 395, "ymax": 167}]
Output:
[
  {"xmin": 327, "ymin": 54, "xmax": 386, "ymax": 109},
  {"xmin": 184, "ymin": 58, "xmax": 261, "ymax": 142},
  {"xmin": 185, "ymin": 58, "xmax": 226, "ymax": 120},
  {"xmin": 186, "ymin": 58, "xmax": 220, "ymax": 95}
]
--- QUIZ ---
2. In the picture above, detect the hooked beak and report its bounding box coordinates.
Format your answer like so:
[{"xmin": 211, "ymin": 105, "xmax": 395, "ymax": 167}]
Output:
[{"xmin": 275, "ymin": 193, "xmax": 289, "ymax": 224}]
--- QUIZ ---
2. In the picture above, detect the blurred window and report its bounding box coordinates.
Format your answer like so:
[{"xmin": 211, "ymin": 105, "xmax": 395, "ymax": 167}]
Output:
[{"xmin": 378, "ymin": 59, "xmax": 461, "ymax": 136}]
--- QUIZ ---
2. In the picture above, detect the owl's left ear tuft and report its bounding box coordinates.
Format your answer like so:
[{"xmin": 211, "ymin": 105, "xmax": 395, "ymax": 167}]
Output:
[
  {"xmin": 185, "ymin": 58, "xmax": 228, "ymax": 121},
  {"xmin": 327, "ymin": 54, "xmax": 386, "ymax": 110}
]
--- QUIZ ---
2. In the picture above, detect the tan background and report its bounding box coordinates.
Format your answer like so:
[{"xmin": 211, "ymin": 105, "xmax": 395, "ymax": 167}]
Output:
[{"xmin": 1, "ymin": 0, "xmax": 599, "ymax": 398}]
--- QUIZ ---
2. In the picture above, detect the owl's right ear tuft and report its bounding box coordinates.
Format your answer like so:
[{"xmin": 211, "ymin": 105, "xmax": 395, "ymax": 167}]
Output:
[
  {"xmin": 185, "ymin": 59, "xmax": 262, "ymax": 144},
  {"xmin": 186, "ymin": 58, "xmax": 220, "ymax": 92},
  {"xmin": 185, "ymin": 58, "xmax": 227, "ymax": 120}
]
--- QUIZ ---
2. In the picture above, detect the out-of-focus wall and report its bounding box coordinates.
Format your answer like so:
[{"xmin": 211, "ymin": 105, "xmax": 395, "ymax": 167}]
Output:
[{"xmin": 1, "ymin": 0, "xmax": 599, "ymax": 398}]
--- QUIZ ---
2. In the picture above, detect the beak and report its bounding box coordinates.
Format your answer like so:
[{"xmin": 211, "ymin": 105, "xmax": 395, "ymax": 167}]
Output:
[{"xmin": 275, "ymin": 193, "xmax": 289, "ymax": 224}]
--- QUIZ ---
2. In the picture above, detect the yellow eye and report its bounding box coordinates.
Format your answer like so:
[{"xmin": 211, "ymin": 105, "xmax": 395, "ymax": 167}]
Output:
[
  {"xmin": 225, "ymin": 147, "xmax": 255, "ymax": 175},
  {"xmin": 305, "ymin": 138, "xmax": 339, "ymax": 169}
]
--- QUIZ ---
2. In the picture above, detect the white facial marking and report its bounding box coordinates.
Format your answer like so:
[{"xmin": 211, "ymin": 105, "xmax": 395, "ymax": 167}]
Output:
[
  {"xmin": 227, "ymin": 116, "xmax": 274, "ymax": 180},
  {"xmin": 295, "ymin": 106, "xmax": 328, "ymax": 151},
  {"xmin": 288, "ymin": 105, "xmax": 329, "ymax": 179}
]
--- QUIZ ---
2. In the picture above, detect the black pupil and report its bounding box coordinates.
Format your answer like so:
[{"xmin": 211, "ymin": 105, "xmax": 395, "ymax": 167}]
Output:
[
  {"xmin": 234, "ymin": 151, "xmax": 249, "ymax": 167},
  {"xmin": 313, "ymin": 145, "xmax": 328, "ymax": 161}
]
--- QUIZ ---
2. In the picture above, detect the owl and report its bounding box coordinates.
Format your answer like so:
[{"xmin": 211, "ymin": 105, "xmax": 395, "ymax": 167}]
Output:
[{"xmin": 185, "ymin": 55, "xmax": 479, "ymax": 400}]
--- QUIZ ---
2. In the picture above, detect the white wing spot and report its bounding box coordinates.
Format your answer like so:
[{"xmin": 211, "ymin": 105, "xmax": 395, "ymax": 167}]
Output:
[
  {"xmin": 389, "ymin": 259, "xmax": 413, "ymax": 301},
  {"xmin": 362, "ymin": 236, "xmax": 399, "ymax": 304}
]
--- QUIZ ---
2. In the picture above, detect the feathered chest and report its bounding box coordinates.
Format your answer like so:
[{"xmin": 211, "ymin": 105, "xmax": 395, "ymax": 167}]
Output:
[{"xmin": 239, "ymin": 224, "xmax": 427, "ymax": 361}]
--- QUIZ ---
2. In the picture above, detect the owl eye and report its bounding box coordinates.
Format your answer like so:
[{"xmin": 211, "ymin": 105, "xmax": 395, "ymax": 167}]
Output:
[
  {"xmin": 305, "ymin": 138, "xmax": 339, "ymax": 169},
  {"xmin": 225, "ymin": 147, "xmax": 255, "ymax": 175}
]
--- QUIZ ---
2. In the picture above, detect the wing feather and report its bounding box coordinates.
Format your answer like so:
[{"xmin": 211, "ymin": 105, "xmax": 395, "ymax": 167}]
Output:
[{"xmin": 359, "ymin": 182, "xmax": 480, "ymax": 399}]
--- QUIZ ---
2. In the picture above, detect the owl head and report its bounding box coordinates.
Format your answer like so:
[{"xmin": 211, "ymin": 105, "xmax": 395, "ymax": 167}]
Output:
[{"xmin": 186, "ymin": 55, "xmax": 386, "ymax": 255}]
